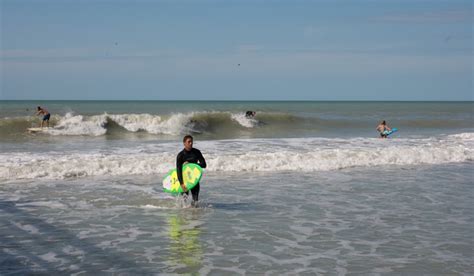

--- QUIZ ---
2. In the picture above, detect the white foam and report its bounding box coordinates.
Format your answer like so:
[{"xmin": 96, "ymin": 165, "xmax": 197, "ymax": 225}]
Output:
[
  {"xmin": 15, "ymin": 201, "xmax": 68, "ymax": 209},
  {"xmin": 47, "ymin": 113, "xmax": 107, "ymax": 136},
  {"xmin": 145, "ymin": 113, "xmax": 195, "ymax": 135},
  {"xmin": 108, "ymin": 113, "xmax": 163, "ymax": 132},
  {"xmin": 140, "ymin": 204, "xmax": 166, "ymax": 209},
  {"xmin": 1, "ymin": 134, "xmax": 472, "ymax": 180},
  {"xmin": 47, "ymin": 112, "xmax": 200, "ymax": 136},
  {"xmin": 108, "ymin": 113, "xmax": 195, "ymax": 135},
  {"xmin": 447, "ymin": 132, "xmax": 474, "ymax": 140},
  {"xmin": 38, "ymin": 252, "xmax": 63, "ymax": 263},
  {"xmin": 31, "ymin": 111, "xmax": 264, "ymax": 136},
  {"xmin": 12, "ymin": 222, "xmax": 40, "ymax": 234},
  {"xmin": 230, "ymin": 113, "xmax": 259, "ymax": 128}
]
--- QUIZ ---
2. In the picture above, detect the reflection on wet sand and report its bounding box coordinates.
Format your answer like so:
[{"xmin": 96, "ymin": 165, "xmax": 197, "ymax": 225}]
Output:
[{"xmin": 166, "ymin": 211, "xmax": 203, "ymax": 273}]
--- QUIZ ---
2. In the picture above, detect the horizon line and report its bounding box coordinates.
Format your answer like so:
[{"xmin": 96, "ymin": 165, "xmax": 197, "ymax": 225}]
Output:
[{"xmin": 1, "ymin": 99, "xmax": 473, "ymax": 102}]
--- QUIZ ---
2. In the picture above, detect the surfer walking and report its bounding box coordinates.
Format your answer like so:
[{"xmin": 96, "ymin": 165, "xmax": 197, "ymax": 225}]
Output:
[
  {"xmin": 376, "ymin": 120, "xmax": 391, "ymax": 138},
  {"xmin": 177, "ymin": 135, "xmax": 207, "ymax": 206},
  {"xmin": 36, "ymin": 106, "xmax": 50, "ymax": 128}
]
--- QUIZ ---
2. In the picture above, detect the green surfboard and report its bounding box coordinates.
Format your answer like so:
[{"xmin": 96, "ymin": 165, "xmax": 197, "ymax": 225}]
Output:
[{"xmin": 162, "ymin": 163, "xmax": 203, "ymax": 194}]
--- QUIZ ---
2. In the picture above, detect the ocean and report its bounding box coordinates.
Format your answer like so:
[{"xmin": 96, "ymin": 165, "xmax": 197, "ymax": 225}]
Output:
[{"xmin": 0, "ymin": 101, "xmax": 473, "ymax": 274}]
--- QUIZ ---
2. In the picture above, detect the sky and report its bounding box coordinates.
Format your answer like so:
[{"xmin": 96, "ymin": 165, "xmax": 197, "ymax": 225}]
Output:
[{"xmin": 1, "ymin": 0, "xmax": 472, "ymax": 101}]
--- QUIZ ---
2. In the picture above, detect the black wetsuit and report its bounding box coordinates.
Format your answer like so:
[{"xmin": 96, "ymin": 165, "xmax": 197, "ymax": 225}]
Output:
[
  {"xmin": 176, "ymin": 148, "xmax": 207, "ymax": 201},
  {"xmin": 245, "ymin": 111, "xmax": 255, "ymax": 118}
]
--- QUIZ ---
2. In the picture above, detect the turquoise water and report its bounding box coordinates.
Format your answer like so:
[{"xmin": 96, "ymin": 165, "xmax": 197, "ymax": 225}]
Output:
[{"xmin": 0, "ymin": 101, "xmax": 473, "ymax": 274}]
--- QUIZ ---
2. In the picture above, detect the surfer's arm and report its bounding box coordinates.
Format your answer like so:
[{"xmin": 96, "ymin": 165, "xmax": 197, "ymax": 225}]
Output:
[
  {"xmin": 176, "ymin": 153, "xmax": 184, "ymax": 185},
  {"xmin": 197, "ymin": 150, "xmax": 207, "ymax": 169}
]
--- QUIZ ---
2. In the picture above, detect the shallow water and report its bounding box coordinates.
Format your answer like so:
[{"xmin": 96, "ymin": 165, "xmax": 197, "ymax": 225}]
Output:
[
  {"xmin": 1, "ymin": 101, "xmax": 472, "ymax": 274},
  {"xmin": 1, "ymin": 163, "xmax": 472, "ymax": 275}
]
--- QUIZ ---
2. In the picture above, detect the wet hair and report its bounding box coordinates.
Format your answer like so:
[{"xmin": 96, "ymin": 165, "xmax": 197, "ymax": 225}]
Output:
[
  {"xmin": 183, "ymin": 135, "xmax": 193, "ymax": 143},
  {"xmin": 382, "ymin": 120, "xmax": 386, "ymax": 125},
  {"xmin": 37, "ymin": 106, "xmax": 41, "ymax": 111}
]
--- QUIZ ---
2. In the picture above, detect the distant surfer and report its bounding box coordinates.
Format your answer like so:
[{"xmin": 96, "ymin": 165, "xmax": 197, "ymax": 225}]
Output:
[
  {"xmin": 376, "ymin": 120, "xmax": 391, "ymax": 138},
  {"xmin": 245, "ymin": 111, "xmax": 256, "ymax": 118},
  {"xmin": 177, "ymin": 135, "xmax": 207, "ymax": 207},
  {"xmin": 36, "ymin": 106, "xmax": 50, "ymax": 128}
]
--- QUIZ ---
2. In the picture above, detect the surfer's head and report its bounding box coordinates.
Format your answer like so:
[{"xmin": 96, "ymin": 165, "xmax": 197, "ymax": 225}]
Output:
[
  {"xmin": 381, "ymin": 120, "xmax": 386, "ymax": 125},
  {"xmin": 183, "ymin": 135, "xmax": 193, "ymax": 151}
]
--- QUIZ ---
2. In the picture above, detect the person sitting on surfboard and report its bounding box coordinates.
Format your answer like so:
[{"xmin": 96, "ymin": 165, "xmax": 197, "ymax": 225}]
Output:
[
  {"xmin": 36, "ymin": 106, "xmax": 50, "ymax": 128},
  {"xmin": 177, "ymin": 135, "xmax": 207, "ymax": 206},
  {"xmin": 376, "ymin": 120, "xmax": 391, "ymax": 138}
]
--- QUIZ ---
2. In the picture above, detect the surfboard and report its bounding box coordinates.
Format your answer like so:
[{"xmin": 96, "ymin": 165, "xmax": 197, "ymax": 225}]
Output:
[
  {"xmin": 163, "ymin": 163, "xmax": 203, "ymax": 194},
  {"xmin": 27, "ymin": 127, "xmax": 47, "ymax": 133},
  {"xmin": 382, "ymin": 128, "xmax": 398, "ymax": 136}
]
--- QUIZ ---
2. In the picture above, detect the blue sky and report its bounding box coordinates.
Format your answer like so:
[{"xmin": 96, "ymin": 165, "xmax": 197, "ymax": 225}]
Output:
[{"xmin": 1, "ymin": 0, "xmax": 472, "ymax": 100}]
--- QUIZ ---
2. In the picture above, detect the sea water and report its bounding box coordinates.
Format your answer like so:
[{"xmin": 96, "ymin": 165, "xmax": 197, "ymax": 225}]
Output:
[{"xmin": 0, "ymin": 101, "xmax": 473, "ymax": 274}]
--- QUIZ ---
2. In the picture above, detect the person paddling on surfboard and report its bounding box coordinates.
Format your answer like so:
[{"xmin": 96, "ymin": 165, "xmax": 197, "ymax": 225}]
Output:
[
  {"xmin": 376, "ymin": 120, "xmax": 391, "ymax": 138},
  {"xmin": 177, "ymin": 135, "xmax": 207, "ymax": 206},
  {"xmin": 36, "ymin": 106, "xmax": 50, "ymax": 128}
]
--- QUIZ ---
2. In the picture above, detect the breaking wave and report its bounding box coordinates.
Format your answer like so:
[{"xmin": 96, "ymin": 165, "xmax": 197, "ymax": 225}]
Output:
[
  {"xmin": 0, "ymin": 111, "xmax": 291, "ymax": 137},
  {"xmin": 1, "ymin": 133, "xmax": 472, "ymax": 180}
]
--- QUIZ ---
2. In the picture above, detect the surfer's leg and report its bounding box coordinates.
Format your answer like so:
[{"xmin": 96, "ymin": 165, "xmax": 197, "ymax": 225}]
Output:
[
  {"xmin": 44, "ymin": 114, "xmax": 50, "ymax": 128},
  {"xmin": 190, "ymin": 183, "xmax": 200, "ymax": 203}
]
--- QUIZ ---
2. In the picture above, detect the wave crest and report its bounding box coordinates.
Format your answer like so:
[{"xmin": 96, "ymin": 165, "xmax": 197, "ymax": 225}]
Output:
[
  {"xmin": 1, "ymin": 134, "xmax": 472, "ymax": 180},
  {"xmin": 2, "ymin": 111, "xmax": 273, "ymax": 136}
]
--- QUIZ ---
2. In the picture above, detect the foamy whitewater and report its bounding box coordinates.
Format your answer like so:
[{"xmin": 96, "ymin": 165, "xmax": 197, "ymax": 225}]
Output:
[
  {"xmin": 1, "ymin": 134, "xmax": 473, "ymax": 180},
  {"xmin": 1, "ymin": 101, "xmax": 473, "ymax": 274}
]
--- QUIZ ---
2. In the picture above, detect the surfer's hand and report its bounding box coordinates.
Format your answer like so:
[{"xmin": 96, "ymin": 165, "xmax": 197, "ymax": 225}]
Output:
[
  {"xmin": 181, "ymin": 184, "xmax": 187, "ymax": 192},
  {"xmin": 183, "ymin": 161, "xmax": 189, "ymax": 165}
]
